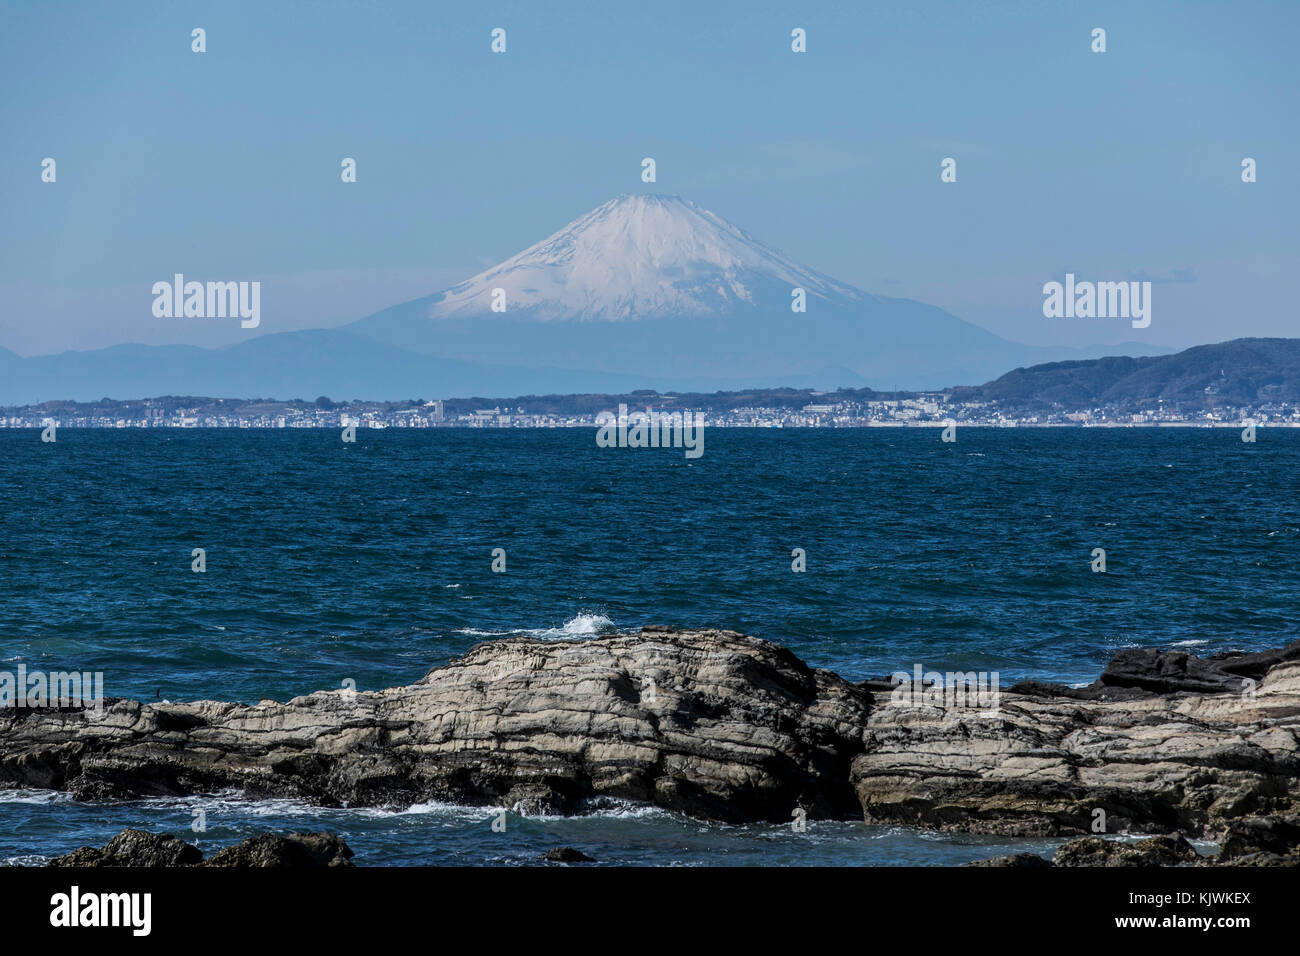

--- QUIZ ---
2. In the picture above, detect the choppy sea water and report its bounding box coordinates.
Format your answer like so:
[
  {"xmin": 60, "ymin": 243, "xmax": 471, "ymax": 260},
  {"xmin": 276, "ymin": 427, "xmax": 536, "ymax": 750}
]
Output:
[{"xmin": 2, "ymin": 428, "xmax": 1295, "ymax": 865}]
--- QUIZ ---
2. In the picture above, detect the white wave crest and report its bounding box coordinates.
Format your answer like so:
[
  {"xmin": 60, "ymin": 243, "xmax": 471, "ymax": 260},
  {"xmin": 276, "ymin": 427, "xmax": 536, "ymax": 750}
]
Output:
[{"xmin": 456, "ymin": 614, "xmax": 618, "ymax": 643}]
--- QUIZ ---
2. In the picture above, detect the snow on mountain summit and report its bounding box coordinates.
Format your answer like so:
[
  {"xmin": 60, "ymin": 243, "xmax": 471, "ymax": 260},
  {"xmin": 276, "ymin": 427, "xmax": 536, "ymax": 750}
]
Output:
[{"xmin": 428, "ymin": 194, "xmax": 866, "ymax": 322}]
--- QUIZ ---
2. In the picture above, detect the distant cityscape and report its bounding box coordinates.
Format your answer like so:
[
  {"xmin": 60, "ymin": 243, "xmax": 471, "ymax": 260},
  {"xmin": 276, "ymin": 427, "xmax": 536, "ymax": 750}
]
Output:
[{"xmin": 4, "ymin": 388, "xmax": 1297, "ymax": 429}]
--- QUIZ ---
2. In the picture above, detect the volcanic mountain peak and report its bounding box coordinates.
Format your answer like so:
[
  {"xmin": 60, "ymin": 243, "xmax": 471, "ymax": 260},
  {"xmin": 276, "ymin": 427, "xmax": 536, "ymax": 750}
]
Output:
[{"xmin": 427, "ymin": 193, "xmax": 868, "ymax": 322}]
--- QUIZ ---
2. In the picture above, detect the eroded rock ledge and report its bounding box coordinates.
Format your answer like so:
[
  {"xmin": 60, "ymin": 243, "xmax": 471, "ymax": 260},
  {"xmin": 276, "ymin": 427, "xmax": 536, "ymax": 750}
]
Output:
[
  {"xmin": 2, "ymin": 627, "xmax": 1298, "ymax": 861},
  {"xmin": 0, "ymin": 627, "xmax": 869, "ymax": 823},
  {"xmin": 853, "ymin": 640, "xmax": 1300, "ymax": 846}
]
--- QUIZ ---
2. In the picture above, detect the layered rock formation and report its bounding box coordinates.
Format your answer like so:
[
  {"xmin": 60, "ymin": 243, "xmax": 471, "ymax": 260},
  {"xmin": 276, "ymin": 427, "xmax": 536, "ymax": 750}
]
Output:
[
  {"xmin": 4, "ymin": 627, "xmax": 1299, "ymax": 864},
  {"xmin": 0, "ymin": 627, "xmax": 869, "ymax": 823},
  {"xmin": 853, "ymin": 641, "xmax": 1300, "ymax": 842}
]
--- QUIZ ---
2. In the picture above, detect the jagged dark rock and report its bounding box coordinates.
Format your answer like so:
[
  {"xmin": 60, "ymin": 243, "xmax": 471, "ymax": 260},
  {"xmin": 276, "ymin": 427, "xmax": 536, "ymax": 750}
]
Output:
[
  {"xmin": 1095, "ymin": 641, "xmax": 1300, "ymax": 695},
  {"xmin": 8, "ymin": 627, "xmax": 1300, "ymax": 865},
  {"xmin": 47, "ymin": 828, "xmax": 203, "ymax": 867},
  {"xmin": 541, "ymin": 846, "xmax": 597, "ymax": 863},
  {"xmin": 1217, "ymin": 814, "xmax": 1300, "ymax": 861},
  {"xmin": 1010, "ymin": 639, "xmax": 1300, "ymax": 700},
  {"xmin": 46, "ymin": 829, "xmax": 354, "ymax": 867},
  {"xmin": 203, "ymin": 831, "xmax": 354, "ymax": 868},
  {"xmin": 1219, "ymin": 851, "xmax": 1300, "ymax": 867},
  {"xmin": 1053, "ymin": 835, "xmax": 1200, "ymax": 867},
  {"xmin": 966, "ymin": 852, "xmax": 1052, "ymax": 867}
]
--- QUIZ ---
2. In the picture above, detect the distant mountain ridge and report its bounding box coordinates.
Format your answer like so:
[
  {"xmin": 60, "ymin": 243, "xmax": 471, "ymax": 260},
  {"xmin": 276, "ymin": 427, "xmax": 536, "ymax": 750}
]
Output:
[
  {"xmin": 0, "ymin": 332, "xmax": 640, "ymax": 406},
  {"xmin": 4, "ymin": 338, "xmax": 1296, "ymax": 418},
  {"xmin": 956, "ymin": 338, "xmax": 1300, "ymax": 408}
]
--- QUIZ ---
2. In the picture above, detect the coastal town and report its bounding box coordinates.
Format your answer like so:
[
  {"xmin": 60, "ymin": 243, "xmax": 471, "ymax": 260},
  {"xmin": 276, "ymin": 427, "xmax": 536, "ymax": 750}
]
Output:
[{"xmin": 3, "ymin": 390, "xmax": 1296, "ymax": 429}]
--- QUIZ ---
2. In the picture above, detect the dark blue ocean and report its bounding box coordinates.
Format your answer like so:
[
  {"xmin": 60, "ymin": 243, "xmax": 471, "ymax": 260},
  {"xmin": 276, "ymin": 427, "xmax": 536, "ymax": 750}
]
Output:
[{"xmin": 2, "ymin": 428, "xmax": 1296, "ymax": 865}]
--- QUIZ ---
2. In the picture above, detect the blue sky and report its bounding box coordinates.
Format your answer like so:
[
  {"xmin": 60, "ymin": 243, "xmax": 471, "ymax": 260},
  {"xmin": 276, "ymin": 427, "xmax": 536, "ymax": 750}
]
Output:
[{"xmin": 2, "ymin": 0, "xmax": 1295, "ymax": 355}]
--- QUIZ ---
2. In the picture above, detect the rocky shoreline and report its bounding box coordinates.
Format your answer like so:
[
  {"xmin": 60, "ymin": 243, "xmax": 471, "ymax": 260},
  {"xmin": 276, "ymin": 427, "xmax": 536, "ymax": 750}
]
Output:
[{"xmin": 3, "ymin": 626, "xmax": 1298, "ymax": 865}]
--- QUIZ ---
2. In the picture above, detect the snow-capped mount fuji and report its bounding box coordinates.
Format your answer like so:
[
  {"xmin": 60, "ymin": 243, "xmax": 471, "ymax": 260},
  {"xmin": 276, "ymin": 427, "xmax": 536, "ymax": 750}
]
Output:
[
  {"xmin": 427, "ymin": 194, "xmax": 866, "ymax": 323},
  {"xmin": 347, "ymin": 192, "xmax": 1058, "ymax": 390},
  {"xmin": 0, "ymin": 194, "xmax": 1173, "ymax": 405},
  {"xmin": 339, "ymin": 193, "xmax": 1177, "ymax": 393}
]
